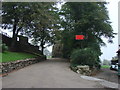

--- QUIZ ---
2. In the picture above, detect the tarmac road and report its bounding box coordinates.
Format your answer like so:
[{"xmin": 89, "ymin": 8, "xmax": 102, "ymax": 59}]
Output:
[
  {"xmin": 94, "ymin": 68, "xmax": 119, "ymax": 84},
  {"xmin": 2, "ymin": 58, "xmax": 104, "ymax": 88}
]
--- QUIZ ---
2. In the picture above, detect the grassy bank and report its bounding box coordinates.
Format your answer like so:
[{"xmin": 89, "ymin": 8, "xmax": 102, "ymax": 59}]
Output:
[{"xmin": 0, "ymin": 51, "xmax": 37, "ymax": 63}]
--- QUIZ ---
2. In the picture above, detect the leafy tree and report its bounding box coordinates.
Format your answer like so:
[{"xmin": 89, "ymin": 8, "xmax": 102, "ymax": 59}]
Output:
[
  {"xmin": 1, "ymin": 2, "xmax": 37, "ymax": 51},
  {"xmin": 1, "ymin": 2, "xmax": 60, "ymax": 54},
  {"xmin": 26, "ymin": 2, "xmax": 60, "ymax": 55},
  {"xmin": 60, "ymin": 2, "xmax": 115, "ymax": 60},
  {"xmin": 57, "ymin": 2, "xmax": 116, "ymax": 68}
]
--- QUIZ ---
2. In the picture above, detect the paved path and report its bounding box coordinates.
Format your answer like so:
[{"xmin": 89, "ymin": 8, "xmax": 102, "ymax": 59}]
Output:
[
  {"xmin": 2, "ymin": 58, "xmax": 104, "ymax": 88},
  {"xmin": 94, "ymin": 68, "xmax": 119, "ymax": 84}
]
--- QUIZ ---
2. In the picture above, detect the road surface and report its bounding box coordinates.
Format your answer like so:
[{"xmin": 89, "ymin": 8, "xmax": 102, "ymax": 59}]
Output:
[
  {"xmin": 94, "ymin": 68, "xmax": 119, "ymax": 84},
  {"xmin": 2, "ymin": 58, "xmax": 104, "ymax": 88}
]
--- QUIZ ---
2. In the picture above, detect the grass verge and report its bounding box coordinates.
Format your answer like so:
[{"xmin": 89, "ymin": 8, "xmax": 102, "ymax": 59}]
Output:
[
  {"xmin": 101, "ymin": 65, "xmax": 110, "ymax": 69},
  {"xmin": 0, "ymin": 51, "xmax": 37, "ymax": 63}
]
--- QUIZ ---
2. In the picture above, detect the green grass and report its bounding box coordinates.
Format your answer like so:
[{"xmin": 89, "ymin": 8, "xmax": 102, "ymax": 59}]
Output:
[
  {"xmin": 101, "ymin": 65, "xmax": 110, "ymax": 69},
  {"xmin": 0, "ymin": 51, "xmax": 37, "ymax": 63}
]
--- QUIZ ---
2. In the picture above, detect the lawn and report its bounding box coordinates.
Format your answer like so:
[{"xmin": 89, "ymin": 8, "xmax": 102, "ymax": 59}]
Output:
[
  {"xmin": 101, "ymin": 65, "xmax": 110, "ymax": 69},
  {"xmin": 0, "ymin": 51, "xmax": 37, "ymax": 63}
]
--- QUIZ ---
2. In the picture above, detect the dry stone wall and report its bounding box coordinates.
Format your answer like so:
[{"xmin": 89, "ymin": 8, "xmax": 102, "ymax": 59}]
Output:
[
  {"xmin": 70, "ymin": 65, "xmax": 91, "ymax": 76},
  {"xmin": 0, "ymin": 56, "xmax": 46, "ymax": 75},
  {"xmin": 0, "ymin": 34, "xmax": 42, "ymax": 55}
]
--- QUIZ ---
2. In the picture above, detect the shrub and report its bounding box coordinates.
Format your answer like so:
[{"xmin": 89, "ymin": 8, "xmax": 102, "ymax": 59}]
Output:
[
  {"xmin": 0, "ymin": 41, "xmax": 8, "ymax": 52},
  {"xmin": 70, "ymin": 48, "xmax": 100, "ymax": 68}
]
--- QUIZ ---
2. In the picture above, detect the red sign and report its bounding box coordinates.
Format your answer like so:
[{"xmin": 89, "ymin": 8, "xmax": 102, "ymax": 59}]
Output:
[{"xmin": 75, "ymin": 35, "xmax": 84, "ymax": 40}]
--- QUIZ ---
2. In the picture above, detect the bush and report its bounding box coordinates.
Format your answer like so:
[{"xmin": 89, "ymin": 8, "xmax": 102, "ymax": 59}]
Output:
[
  {"xmin": 0, "ymin": 41, "xmax": 8, "ymax": 52},
  {"xmin": 70, "ymin": 48, "xmax": 100, "ymax": 68}
]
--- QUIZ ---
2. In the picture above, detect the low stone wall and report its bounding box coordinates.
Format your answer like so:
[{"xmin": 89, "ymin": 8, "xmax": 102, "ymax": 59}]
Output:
[
  {"xmin": 0, "ymin": 56, "xmax": 46, "ymax": 75},
  {"xmin": 70, "ymin": 65, "xmax": 91, "ymax": 76},
  {"xmin": 1, "ymin": 34, "xmax": 42, "ymax": 55},
  {"xmin": 76, "ymin": 65, "xmax": 91, "ymax": 76}
]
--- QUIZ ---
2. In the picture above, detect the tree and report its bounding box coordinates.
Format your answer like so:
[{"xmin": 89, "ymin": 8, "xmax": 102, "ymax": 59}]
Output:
[
  {"xmin": 1, "ymin": 2, "xmax": 60, "ymax": 53},
  {"xmin": 1, "ymin": 2, "xmax": 37, "ymax": 51},
  {"xmin": 59, "ymin": 2, "xmax": 115, "ymax": 65},
  {"xmin": 26, "ymin": 2, "xmax": 60, "ymax": 55}
]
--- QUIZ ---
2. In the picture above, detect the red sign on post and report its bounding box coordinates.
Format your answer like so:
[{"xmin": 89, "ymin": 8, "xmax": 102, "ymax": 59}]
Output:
[{"xmin": 75, "ymin": 35, "xmax": 85, "ymax": 40}]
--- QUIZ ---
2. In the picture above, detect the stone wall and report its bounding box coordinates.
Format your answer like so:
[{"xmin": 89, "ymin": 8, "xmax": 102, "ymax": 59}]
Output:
[
  {"xmin": 70, "ymin": 65, "xmax": 91, "ymax": 76},
  {"xmin": 19, "ymin": 36, "xmax": 42, "ymax": 55},
  {"xmin": 0, "ymin": 34, "xmax": 42, "ymax": 55},
  {"xmin": 0, "ymin": 56, "xmax": 46, "ymax": 75}
]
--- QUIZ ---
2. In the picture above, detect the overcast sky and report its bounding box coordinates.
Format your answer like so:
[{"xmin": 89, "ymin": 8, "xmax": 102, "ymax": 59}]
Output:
[
  {"xmin": 1, "ymin": 1, "xmax": 119, "ymax": 61},
  {"xmin": 100, "ymin": 0, "xmax": 119, "ymax": 61}
]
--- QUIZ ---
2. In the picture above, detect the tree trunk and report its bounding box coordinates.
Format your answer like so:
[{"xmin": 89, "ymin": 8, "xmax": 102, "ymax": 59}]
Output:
[
  {"xmin": 10, "ymin": 23, "xmax": 22, "ymax": 52},
  {"xmin": 41, "ymin": 28, "xmax": 45, "ymax": 55},
  {"xmin": 41, "ymin": 42, "xmax": 44, "ymax": 55},
  {"xmin": 10, "ymin": 23, "xmax": 17, "ymax": 51}
]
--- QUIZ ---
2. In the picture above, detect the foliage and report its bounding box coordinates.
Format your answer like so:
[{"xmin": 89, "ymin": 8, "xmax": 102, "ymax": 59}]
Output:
[
  {"xmin": 0, "ymin": 41, "xmax": 8, "ymax": 52},
  {"xmin": 0, "ymin": 51, "xmax": 37, "ymax": 62},
  {"xmin": 70, "ymin": 48, "xmax": 100, "ymax": 67},
  {"xmin": 59, "ymin": 2, "xmax": 115, "ymax": 66},
  {"xmin": 1, "ymin": 2, "xmax": 36, "ymax": 51},
  {"xmin": 28, "ymin": 2, "xmax": 60, "ymax": 55},
  {"xmin": 1, "ymin": 2, "xmax": 59, "ymax": 53}
]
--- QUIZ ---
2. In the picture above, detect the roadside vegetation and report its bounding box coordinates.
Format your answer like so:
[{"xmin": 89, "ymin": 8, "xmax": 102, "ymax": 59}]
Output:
[{"xmin": 1, "ymin": 51, "xmax": 37, "ymax": 63}]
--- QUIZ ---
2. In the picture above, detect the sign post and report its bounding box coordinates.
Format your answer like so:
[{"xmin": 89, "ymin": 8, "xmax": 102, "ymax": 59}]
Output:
[{"xmin": 75, "ymin": 35, "xmax": 85, "ymax": 49}]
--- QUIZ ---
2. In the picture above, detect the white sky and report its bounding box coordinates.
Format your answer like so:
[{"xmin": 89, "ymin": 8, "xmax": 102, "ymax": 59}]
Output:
[
  {"xmin": 1, "ymin": 1, "xmax": 119, "ymax": 61},
  {"xmin": 100, "ymin": 0, "xmax": 119, "ymax": 61}
]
